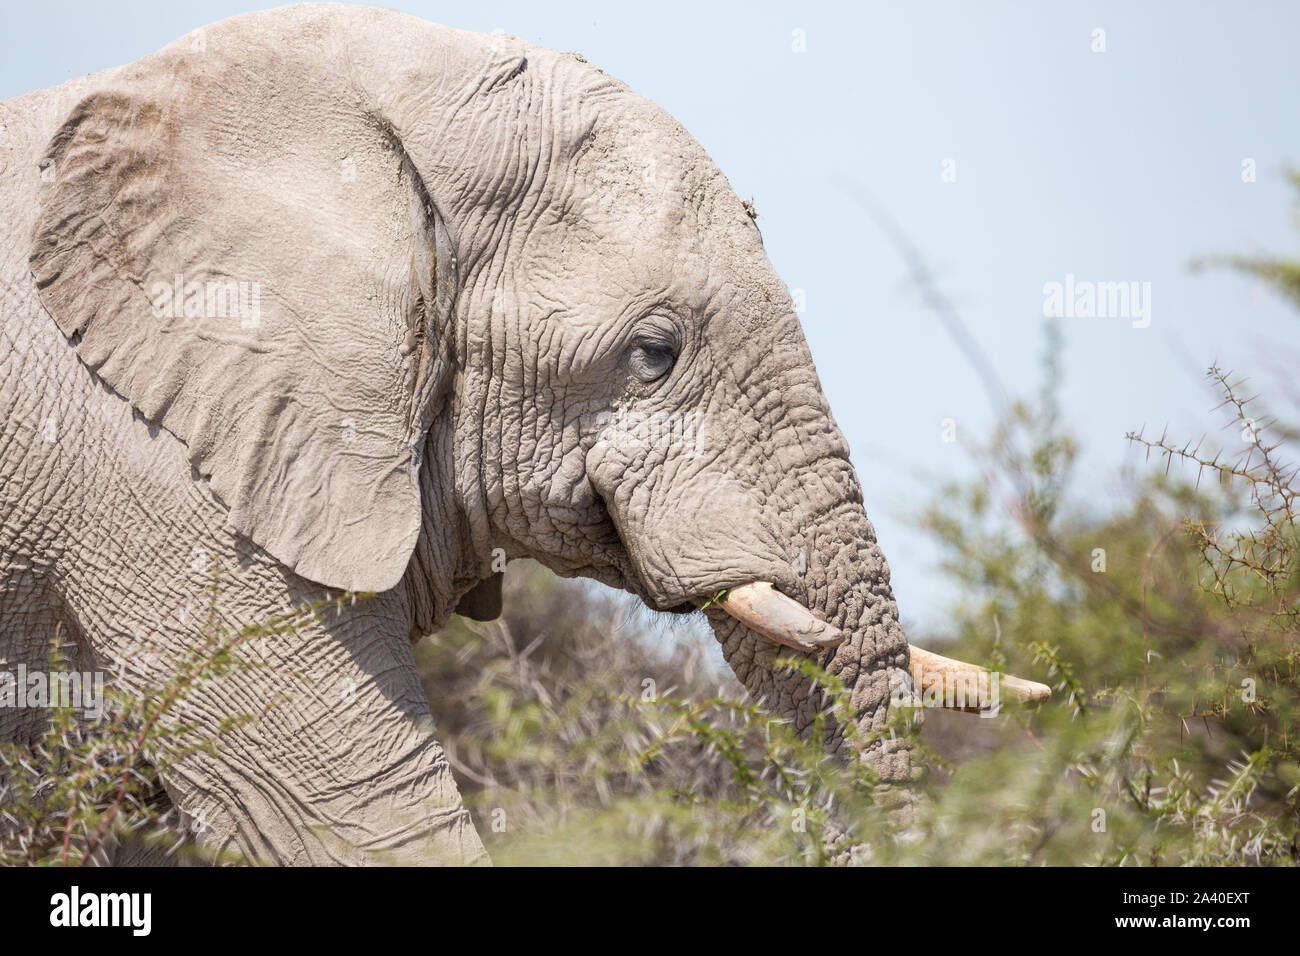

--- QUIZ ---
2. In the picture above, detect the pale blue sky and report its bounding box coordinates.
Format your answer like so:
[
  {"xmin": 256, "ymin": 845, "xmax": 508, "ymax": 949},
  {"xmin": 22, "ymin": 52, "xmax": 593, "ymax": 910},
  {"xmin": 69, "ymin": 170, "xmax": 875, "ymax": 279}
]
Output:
[{"xmin": 5, "ymin": 1, "xmax": 1298, "ymax": 637}]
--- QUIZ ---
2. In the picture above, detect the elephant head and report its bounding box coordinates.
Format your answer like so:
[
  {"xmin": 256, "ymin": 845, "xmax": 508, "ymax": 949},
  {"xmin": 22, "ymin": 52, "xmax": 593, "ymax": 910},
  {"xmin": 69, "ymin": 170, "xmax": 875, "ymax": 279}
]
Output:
[{"xmin": 26, "ymin": 5, "xmax": 1042, "ymax": 855}]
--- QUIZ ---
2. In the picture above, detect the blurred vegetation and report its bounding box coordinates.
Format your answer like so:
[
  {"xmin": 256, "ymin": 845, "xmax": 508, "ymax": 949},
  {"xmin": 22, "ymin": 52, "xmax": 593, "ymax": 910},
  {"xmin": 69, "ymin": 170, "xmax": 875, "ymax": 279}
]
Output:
[
  {"xmin": 898, "ymin": 352, "xmax": 1299, "ymax": 865},
  {"xmin": 6, "ymin": 184, "xmax": 1300, "ymax": 866}
]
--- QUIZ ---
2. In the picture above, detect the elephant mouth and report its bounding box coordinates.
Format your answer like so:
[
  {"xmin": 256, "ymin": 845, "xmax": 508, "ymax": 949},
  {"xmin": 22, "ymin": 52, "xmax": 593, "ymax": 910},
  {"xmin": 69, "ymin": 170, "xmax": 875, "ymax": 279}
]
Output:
[
  {"xmin": 701, "ymin": 582, "xmax": 1052, "ymax": 710},
  {"xmin": 661, "ymin": 601, "xmax": 698, "ymax": 615}
]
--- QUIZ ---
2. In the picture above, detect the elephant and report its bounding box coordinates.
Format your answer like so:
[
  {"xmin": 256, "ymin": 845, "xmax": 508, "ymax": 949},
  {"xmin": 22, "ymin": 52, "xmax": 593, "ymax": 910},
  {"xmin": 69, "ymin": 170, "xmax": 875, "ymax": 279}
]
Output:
[{"xmin": 0, "ymin": 4, "xmax": 1044, "ymax": 865}]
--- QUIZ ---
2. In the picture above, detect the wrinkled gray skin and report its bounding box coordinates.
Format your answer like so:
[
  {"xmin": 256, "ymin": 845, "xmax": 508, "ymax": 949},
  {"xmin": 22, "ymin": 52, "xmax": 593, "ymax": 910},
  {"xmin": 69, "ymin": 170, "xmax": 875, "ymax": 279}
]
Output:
[{"xmin": 0, "ymin": 5, "xmax": 911, "ymax": 864}]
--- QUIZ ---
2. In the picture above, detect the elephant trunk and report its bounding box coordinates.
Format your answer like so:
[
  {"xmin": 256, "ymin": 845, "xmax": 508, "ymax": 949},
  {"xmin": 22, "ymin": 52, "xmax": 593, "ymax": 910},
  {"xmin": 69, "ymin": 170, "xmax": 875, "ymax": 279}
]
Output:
[{"xmin": 701, "ymin": 480, "xmax": 914, "ymax": 780}]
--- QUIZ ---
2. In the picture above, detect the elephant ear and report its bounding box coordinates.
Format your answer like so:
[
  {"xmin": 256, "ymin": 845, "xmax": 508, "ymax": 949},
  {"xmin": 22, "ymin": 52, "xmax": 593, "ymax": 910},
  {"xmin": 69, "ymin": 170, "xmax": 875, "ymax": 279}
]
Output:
[{"xmin": 29, "ymin": 41, "xmax": 457, "ymax": 593}]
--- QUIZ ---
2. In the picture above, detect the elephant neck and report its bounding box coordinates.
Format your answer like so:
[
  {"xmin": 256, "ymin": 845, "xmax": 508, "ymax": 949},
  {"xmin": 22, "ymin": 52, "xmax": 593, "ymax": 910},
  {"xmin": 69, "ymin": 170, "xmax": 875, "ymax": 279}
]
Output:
[{"xmin": 402, "ymin": 399, "xmax": 496, "ymax": 637}]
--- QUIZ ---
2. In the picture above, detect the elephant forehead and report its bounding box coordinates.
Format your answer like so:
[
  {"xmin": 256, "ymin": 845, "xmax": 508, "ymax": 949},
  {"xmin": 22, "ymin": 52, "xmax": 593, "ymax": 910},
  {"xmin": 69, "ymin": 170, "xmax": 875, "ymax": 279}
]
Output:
[
  {"xmin": 522, "ymin": 210, "xmax": 710, "ymax": 296},
  {"xmin": 530, "ymin": 175, "xmax": 781, "ymax": 318},
  {"xmin": 501, "ymin": 69, "xmax": 795, "ymax": 330},
  {"xmin": 558, "ymin": 91, "xmax": 757, "ymax": 233}
]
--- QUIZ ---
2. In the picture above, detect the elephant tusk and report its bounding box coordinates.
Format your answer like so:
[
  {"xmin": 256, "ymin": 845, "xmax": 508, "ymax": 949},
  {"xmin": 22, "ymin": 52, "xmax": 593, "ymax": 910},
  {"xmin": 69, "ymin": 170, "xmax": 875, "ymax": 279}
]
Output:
[
  {"xmin": 708, "ymin": 582, "xmax": 848, "ymax": 651},
  {"xmin": 906, "ymin": 645, "xmax": 1052, "ymax": 709},
  {"xmin": 710, "ymin": 582, "xmax": 1052, "ymax": 710}
]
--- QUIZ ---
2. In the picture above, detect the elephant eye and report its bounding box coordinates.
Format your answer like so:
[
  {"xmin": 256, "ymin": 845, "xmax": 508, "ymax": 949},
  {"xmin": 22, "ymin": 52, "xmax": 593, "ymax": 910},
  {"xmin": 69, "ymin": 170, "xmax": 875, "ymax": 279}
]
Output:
[
  {"xmin": 626, "ymin": 317, "xmax": 681, "ymax": 384},
  {"xmin": 628, "ymin": 338, "xmax": 677, "ymax": 383}
]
